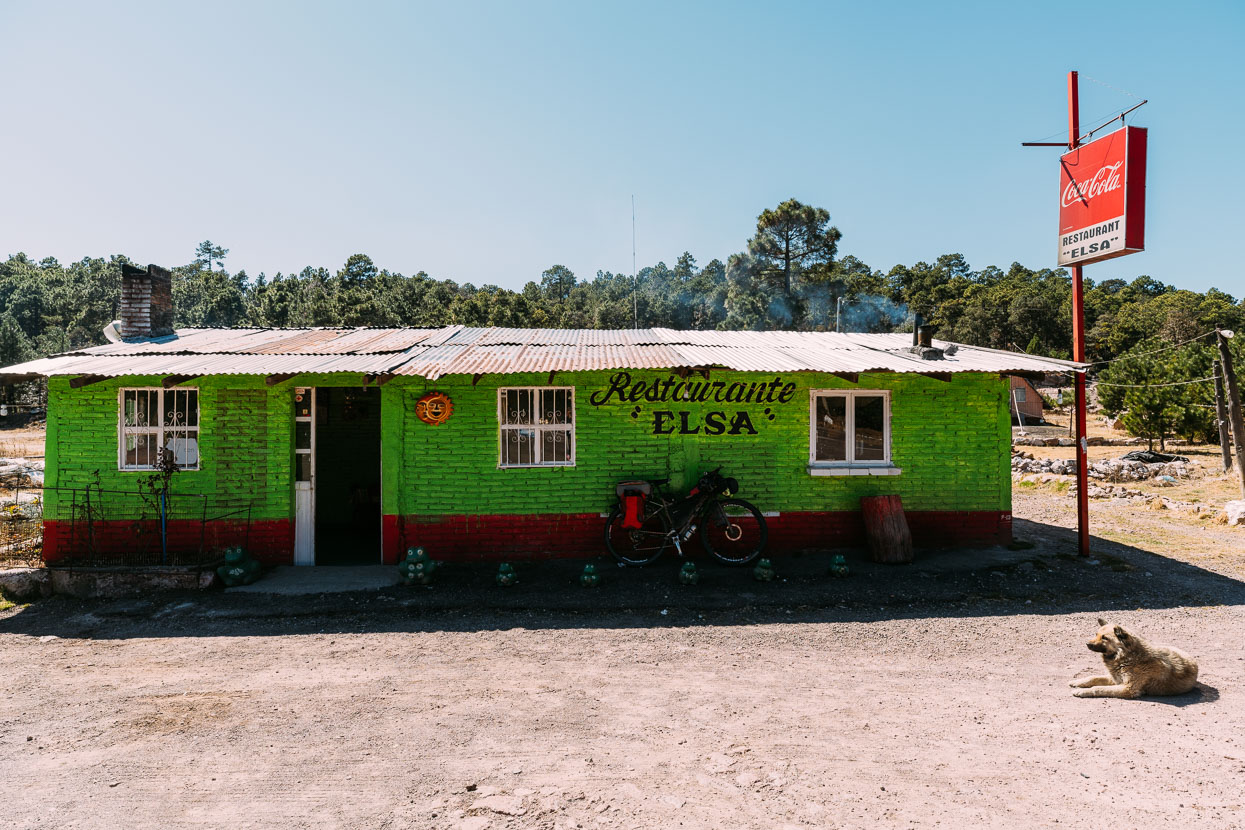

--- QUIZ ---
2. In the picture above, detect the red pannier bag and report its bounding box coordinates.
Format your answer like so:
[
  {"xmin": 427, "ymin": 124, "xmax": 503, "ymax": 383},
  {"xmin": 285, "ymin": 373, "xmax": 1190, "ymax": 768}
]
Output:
[{"xmin": 615, "ymin": 481, "xmax": 652, "ymax": 530}]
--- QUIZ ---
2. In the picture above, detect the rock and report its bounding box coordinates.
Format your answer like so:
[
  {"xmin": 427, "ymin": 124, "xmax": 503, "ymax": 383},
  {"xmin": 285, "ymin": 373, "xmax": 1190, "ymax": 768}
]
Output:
[
  {"xmin": 471, "ymin": 795, "xmax": 525, "ymax": 817},
  {"xmin": 1057, "ymin": 437, "xmax": 1075, "ymax": 446},
  {"xmin": 1226, "ymin": 500, "xmax": 1245, "ymax": 527},
  {"xmin": 0, "ymin": 568, "xmax": 51, "ymax": 602}
]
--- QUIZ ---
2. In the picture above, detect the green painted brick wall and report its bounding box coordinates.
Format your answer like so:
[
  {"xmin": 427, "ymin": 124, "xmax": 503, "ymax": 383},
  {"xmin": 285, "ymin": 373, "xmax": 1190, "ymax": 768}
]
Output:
[
  {"xmin": 45, "ymin": 373, "xmax": 373, "ymax": 522},
  {"xmin": 44, "ymin": 370, "xmax": 1012, "ymax": 523},
  {"xmin": 385, "ymin": 370, "xmax": 1012, "ymax": 517}
]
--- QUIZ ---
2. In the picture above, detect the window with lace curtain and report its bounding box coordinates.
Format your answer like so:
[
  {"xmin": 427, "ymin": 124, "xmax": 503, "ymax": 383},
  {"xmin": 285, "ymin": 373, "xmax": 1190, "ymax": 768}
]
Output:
[{"xmin": 119, "ymin": 388, "xmax": 200, "ymax": 470}]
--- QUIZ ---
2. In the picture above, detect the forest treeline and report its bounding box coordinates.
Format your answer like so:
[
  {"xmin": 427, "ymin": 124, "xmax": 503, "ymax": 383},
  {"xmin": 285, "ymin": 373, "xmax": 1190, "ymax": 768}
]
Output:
[{"xmin": 1, "ymin": 199, "xmax": 1241, "ymax": 443}]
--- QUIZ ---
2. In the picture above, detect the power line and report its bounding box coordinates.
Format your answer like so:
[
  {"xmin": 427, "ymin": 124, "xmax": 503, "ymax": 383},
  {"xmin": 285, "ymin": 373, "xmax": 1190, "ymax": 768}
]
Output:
[
  {"xmin": 1082, "ymin": 330, "xmax": 1218, "ymax": 367},
  {"xmin": 1095, "ymin": 375, "xmax": 1214, "ymax": 389}
]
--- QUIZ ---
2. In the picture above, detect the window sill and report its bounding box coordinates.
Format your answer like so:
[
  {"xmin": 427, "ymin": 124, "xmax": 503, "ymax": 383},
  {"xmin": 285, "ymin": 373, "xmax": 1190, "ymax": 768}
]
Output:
[{"xmin": 807, "ymin": 465, "xmax": 902, "ymax": 477}]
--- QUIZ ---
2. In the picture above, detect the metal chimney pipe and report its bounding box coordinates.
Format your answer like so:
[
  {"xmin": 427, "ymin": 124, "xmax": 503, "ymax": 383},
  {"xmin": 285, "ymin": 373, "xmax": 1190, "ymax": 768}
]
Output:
[{"xmin": 912, "ymin": 314, "xmax": 924, "ymax": 347}]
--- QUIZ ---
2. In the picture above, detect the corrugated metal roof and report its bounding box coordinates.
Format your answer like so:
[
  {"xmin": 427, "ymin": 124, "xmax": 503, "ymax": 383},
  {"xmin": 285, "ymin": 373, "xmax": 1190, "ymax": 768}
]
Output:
[{"xmin": 0, "ymin": 326, "xmax": 1082, "ymax": 381}]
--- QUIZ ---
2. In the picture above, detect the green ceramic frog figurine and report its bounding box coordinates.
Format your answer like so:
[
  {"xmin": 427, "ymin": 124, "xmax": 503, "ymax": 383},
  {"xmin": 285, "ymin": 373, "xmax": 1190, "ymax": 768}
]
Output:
[
  {"xmin": 496, "ymin": 562, "xmax": 518, "ymax": 587},
  {"xmin": 678, "ymin": 561, "xmax": 700, "ymax": 585},
  {"xmin": 829, "ymin": 554, "xmax": 850, "ymax": 578},
  {"xmin": 752, "ymin": 557, "xmax": 776, "ymax": 582},
  {"xmin": 216, "ymin": 546, "xmax": 261, "ymax": 587},
  {"xmin": 398, "ymin": 546, "xmax": 437, "ymax": 585},
  {"xmin": 579, "ymin": 563, "xmax": 600, "ymax": 588}
]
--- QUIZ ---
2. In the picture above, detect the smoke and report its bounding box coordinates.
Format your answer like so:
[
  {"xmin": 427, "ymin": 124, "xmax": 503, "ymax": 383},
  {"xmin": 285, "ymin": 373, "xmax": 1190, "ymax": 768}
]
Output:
[{"xmin": 837, "ymin": 295, "xmax": 909, "ymax": 334}]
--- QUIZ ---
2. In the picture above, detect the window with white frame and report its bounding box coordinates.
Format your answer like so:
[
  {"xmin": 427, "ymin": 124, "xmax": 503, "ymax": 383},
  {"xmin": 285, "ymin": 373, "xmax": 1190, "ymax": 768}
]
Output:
[
  {"xmin": 498, "ymin": 387, "xmax": 575, "ymax": 467},
  {"xmin": 119, "ymin": 388, "xmax": 200, "ymax": 470},
  {"xmin": 809, "ymin": 390, "xmax": 890, "ymax": 465}
]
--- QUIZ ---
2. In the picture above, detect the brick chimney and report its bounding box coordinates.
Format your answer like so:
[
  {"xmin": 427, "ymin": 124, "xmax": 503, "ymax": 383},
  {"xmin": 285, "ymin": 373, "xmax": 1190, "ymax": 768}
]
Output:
[{"xmin": 120, "ymin": 264, "xmax": 174, "ymax": 340}]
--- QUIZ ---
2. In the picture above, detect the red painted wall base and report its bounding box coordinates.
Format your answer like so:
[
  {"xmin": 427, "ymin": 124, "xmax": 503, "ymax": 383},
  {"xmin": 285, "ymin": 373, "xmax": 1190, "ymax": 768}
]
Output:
[
  {"xmin": 383, "ymin": 510, "xmax": 1012, "ymax": 564},
  {"xmin": 41, "ymin": 519, "xmax": 294, "ymax": 565},
  {"xmin": 42, "ymin": 510, "xmax": 1010, "ymax": 566}
]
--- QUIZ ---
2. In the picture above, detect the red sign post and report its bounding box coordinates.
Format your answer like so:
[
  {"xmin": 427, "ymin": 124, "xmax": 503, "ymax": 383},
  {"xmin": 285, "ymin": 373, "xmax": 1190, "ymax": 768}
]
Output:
[{"xmin": 1025, "ymin": 71, "xmax": 1148, "ymax": 558}]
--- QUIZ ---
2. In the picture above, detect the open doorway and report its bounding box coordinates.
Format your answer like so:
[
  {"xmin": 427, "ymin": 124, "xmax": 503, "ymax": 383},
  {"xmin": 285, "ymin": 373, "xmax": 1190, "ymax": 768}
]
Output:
[{"xmin": 314, "ymin": 387, "xmax": 381, "ymax": 565}]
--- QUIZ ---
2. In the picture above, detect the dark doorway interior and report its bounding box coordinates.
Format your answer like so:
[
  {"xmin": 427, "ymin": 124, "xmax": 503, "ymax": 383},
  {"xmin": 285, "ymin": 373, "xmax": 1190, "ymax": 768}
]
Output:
[{"xmin": 315, "ymin": 387, "xmax": 381, "ymax": 564}]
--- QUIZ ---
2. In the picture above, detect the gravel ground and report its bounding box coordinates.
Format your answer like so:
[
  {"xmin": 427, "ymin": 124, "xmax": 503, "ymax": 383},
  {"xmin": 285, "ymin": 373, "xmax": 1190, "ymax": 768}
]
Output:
[{"xmin": 1, "ymin": 489, "xmax": 1243, "ymax": 829}]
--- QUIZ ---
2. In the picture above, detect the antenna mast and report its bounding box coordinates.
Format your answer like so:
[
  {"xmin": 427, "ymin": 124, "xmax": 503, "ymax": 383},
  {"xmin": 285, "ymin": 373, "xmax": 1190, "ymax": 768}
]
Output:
[{"xmin": 631, "ymin": 195, "xmax": 638, "ymax": 329}]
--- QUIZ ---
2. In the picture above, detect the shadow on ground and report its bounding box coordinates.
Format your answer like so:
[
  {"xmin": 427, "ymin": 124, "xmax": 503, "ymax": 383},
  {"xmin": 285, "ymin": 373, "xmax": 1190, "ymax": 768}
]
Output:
[
  {"xmin": 1141, "ymin": 683, "xmax": 1222, "ymax": 706},
  {"xmin": 2, "ymin": 519, "xmax": 1242, "ymax": 640}
]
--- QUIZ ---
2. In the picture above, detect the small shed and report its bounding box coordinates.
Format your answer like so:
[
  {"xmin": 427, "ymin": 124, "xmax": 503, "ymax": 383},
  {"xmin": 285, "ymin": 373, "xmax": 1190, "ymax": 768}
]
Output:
[{"xmin": 1008, "ymin": 376, "xmax": 1045, "ymax": 424}]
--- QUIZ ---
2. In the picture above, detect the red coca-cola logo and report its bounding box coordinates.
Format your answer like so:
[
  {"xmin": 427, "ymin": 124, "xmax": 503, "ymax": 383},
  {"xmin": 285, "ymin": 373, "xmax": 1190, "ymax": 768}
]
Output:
[{"xmin": 1061, "ymin": 161, "xmax": 1123, "ymax": 208}]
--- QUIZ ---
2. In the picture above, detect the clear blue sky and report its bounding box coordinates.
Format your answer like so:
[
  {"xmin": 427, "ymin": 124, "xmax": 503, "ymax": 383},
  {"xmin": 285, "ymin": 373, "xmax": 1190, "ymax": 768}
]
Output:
[{"xmin": 3, "ymin": 1, "xmax": 1242, "ymax": 295}]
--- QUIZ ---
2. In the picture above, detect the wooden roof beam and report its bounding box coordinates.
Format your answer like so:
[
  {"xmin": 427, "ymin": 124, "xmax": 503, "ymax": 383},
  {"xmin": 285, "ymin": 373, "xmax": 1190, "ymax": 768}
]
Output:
[
  {"xmin": 69, "ymin": 374, "xmax": 109, "ymax": 389},
  {"xmin": 265, "ymin": 373, "xmax": 299, "ymax": 387},
  {"xmin": 162, "ymin": 374, "xmax": 201, "ymax": 388},
  {"xmin": 832, "ymin": 372, "xmax": 859, "ymax": 384},
  {"xmin": 923, "ymin": 372, "xmax": 953, "ymax": 383}
]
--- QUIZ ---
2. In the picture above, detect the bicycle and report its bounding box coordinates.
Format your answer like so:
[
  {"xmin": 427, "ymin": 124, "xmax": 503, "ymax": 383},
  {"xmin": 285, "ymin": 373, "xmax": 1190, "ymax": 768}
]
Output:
[{"xmin": 604, "ymin": 467, "xmax": 768, "ymax": 566}]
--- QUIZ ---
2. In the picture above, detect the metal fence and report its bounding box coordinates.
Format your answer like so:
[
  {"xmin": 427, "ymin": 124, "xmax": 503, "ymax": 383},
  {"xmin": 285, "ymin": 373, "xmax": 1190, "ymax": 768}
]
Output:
[
  {"xmin": 0, "ymin": 484, "xmax": 256, "ymax": 568},
  {"xmin": 0, "ymin": 483, "xmax": 43, "ymax": 567}
]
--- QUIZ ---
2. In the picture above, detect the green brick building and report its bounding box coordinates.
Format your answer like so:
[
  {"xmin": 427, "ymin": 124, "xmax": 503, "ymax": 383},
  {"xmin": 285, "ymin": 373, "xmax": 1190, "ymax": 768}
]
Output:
[{"xmin": 0, "ymin": 265, "xmax": 1075, "ymax": 565}]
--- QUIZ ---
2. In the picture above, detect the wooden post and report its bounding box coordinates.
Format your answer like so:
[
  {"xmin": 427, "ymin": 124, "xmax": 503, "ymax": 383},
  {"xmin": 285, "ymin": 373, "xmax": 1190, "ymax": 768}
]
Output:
[
  {"xmin": 860, "ymin": 494, "xmax": 914, "ymax": 564},
  {"xmin": 1213, "ymin": 359, "xmax": 1233, "ymax": 473},
  {"xmin": 1216, "ymin": 330, "xmax": 1245, "ymax": 498}
]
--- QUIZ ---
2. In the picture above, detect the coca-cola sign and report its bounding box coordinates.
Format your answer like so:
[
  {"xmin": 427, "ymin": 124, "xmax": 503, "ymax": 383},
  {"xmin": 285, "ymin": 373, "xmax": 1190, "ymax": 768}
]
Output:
[{"xmin": 1057, "ymin": 126, "xmax": 1147, "ymax": 266}]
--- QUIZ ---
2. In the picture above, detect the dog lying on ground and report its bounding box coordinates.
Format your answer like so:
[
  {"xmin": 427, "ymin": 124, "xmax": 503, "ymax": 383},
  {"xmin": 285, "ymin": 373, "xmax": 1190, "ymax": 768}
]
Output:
[{"xmin": 1070, "ymin": 618, "xmax": 1199, "ymax": 699}]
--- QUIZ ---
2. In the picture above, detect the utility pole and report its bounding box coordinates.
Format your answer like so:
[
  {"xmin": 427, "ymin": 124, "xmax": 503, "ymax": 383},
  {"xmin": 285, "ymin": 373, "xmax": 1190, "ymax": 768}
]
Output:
[
  {"xmin": 1216, "ymin": 328, "xmax": 1245, "ymax": 498},
  {"xmin": 1066, "ymin": 70, "xmax": 1092, "ymax": 557},
  {"xmin": 1213, "ymin": 359, "xmax": 1233, "ymax": 473}
]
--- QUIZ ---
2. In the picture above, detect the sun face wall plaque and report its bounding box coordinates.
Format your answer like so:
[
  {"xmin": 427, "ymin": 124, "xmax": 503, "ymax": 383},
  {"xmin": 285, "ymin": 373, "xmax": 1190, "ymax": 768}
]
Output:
[{"xmin": 415, "ymin": 391, "xmax": 453, "ymax": 425}]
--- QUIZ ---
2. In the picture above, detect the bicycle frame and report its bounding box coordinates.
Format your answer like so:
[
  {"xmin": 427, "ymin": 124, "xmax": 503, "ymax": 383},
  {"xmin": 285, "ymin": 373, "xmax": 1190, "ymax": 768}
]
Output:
[{"xmin": 642, "ymin": 485, "xmax": 727, "ymax": 558}]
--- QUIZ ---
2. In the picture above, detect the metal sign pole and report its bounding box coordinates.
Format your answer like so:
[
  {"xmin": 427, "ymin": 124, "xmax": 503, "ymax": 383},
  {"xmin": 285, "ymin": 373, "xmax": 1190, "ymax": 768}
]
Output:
[{"xmin": 1068, "ymin": 70, "xmax": 1091, "ymax": 557}]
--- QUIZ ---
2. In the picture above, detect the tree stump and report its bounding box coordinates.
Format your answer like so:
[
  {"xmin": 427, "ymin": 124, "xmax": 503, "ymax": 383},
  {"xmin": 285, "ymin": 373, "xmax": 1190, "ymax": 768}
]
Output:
[{"xmin": 860, "ymin": 494, "xmax": 914, "ymax": 564}]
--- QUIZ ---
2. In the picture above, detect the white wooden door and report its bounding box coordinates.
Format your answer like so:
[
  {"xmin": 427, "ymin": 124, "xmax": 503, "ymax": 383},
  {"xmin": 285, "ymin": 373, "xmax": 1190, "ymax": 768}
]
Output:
[{"xmin": 293, "ymin": 387, "xmax": 315, "ymax": 565}]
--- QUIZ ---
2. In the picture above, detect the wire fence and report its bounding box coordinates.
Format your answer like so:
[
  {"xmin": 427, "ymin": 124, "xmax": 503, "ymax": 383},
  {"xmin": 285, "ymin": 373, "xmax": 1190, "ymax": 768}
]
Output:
[
  {"xmin": 0, "ymin": 484, "xmax": 256, "ymax": 569},
  {"xmin": 0, "ymin": 482, "xmax": 42, "ymax": 567}
]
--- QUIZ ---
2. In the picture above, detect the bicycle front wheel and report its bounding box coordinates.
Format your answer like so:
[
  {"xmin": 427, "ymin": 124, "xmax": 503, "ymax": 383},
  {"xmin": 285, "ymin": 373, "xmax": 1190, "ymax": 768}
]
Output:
[
  {"xmin": 604, "ymin": 502, "xmax": 672, "ymax": 566},
  {"xmin": 700, "ymin": 498, "xmax": 768, "ymax": 565}
]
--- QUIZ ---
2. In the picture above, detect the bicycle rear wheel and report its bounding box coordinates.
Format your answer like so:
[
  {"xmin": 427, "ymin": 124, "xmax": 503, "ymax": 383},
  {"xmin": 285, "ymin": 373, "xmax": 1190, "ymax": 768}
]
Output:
[
  {"xmin": 604, "ymin": 502, "xmax": 672, "ymax": 566},
  {"xmin": 700, "ymin": 498, "xmax": 767, "ymax": 565}
]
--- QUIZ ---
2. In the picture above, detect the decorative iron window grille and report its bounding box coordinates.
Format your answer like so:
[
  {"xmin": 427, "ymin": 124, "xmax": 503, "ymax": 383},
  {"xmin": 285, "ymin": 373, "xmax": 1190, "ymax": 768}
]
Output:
[
  {"xmin": 498, "ymin": 387, "xmax": 575, "ymax": 468},
  {"xmin": 119, "ymin": 388, "xmax": 200, "ymax": 470}
]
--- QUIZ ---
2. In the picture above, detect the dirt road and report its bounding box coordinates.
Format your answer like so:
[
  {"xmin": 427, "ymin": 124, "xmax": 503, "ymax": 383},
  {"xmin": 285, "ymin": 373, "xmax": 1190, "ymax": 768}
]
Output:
[
  {"xmin": 3, "ymin": 606, "xmax": 1243, "ymax": 827},
  {"xmin": 2, "ymin": 469, "xmax": 1243, "ymax": 828}
]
